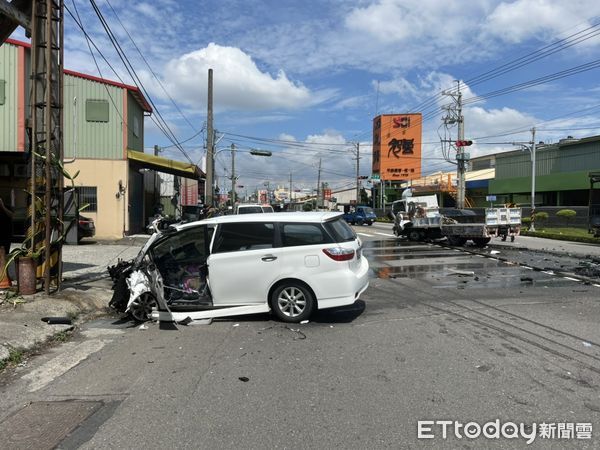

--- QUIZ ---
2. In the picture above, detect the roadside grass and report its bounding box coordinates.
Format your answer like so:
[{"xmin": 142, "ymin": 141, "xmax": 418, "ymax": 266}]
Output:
[
  {"xmin": 1, "ymin": 329, "xmax": 75, "ymax": 374},
  {"xmin": 0, "ymin": 348, "xmax": 24, "ymax": 371},
  {"xmin": 521, "ymin": 226, "xmax": 600, "ymax": 244}
]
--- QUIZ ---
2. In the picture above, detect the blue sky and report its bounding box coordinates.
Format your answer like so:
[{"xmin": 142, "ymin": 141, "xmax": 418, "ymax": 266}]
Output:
[{"xmin": 10, "ymin": 0, "xmax": 600, "ymax": 194}]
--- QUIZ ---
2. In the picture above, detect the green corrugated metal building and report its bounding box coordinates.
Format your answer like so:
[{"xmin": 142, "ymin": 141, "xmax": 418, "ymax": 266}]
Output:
[{"xmin": 480, "ymin": 136, "xmax": 600, "ymax": 207}]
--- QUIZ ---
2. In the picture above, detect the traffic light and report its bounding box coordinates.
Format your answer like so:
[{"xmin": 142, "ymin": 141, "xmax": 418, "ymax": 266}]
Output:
[{"xmin": 455, "ymin": 140, "xmax": 473, "ymax": 147}]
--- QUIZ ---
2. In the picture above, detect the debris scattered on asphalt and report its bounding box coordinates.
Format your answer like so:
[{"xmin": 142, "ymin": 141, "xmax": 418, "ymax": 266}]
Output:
[
  {"xmin": 233, "ymin": 323, "xmax": 240, "ymax": 327},
  {"xmin": 41, "ymin": 317, "xmax": 72, "ymax": 325},
  {"xmin": 582, "ymin": 342, "xmax": 592, "ymax": 348},
  {"xmin": 448, "ymin": 269, "xmax": 475, "ymax": 276},
  {"xmin": 138, "ymin": 324, "xmax": 148, "ymax": 330},
  {"xmin": 238, "ymin": 376, "xmax": 250, "ymax": 382},
  {"xmin": 182, "ymin": 318, "xmax": 212, "ymax": 326},
  {"xmin": 520, "ymin": 276, "xmax": 533, "ymax": 282},
  {"xmin": 300, "ymin": 320, "xmax": 309, "ymax": 324},
  {"xmin": 286, "ymin": 326, "xmax": 307, "ymax": 340},
  {"xmin": 490, "ymin": 250, "xmax": 500, "ymax": 255}
]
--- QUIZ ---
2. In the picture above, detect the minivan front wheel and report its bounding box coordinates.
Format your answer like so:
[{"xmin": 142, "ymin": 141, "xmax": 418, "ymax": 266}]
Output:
[{"xmin": 271, "ymin": 282, "xmax": 315, "ymax": 323}]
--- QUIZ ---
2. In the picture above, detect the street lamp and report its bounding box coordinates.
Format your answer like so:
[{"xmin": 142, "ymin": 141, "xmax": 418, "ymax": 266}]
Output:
[
  {"xmin": 211, "ymin": 145, "xmax": 272, "ymax": 205},
  {"xmin": 513, "ymin": 127, "xmax": 537, "ymax": 231}
]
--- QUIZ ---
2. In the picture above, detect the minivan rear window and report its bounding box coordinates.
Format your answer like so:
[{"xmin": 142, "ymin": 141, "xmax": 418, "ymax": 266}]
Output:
[
  {"xmin": 237, "ymin": 206, "xmax": 263, "ymax": 214},
  {"xmin": 324, "ymin": 218, "xmax": 356, "ymax": 242},
  {"xmin": 281, "ymin": 223, "xmax": 333, "ymax": 247}
]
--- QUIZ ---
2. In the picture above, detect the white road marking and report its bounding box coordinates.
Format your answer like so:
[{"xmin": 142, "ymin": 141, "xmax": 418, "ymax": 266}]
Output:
[
  {"xmin": 542, "ymin": 271, "xmax": 555, "ymax": 275},
  {"xmin": 375, "ymin": 232, "xmax": 395, "ymax": 237},
  {"xmin": 22, "ymin": 339, "xmax": 108, "ymax": 392},
  {"xmin": 563, "ymin": 276, "xmax": 580, "ymax": 282},
  {"xmin": 522, "ymin": 266, "xmax": 533, "ymax": 270},
  {"xmin": 356, "ymin": 232, "xmax": 372, "ymax": 237},
  {"xmin": 593, "ymin": 284, "xmax": 600, "ymax": 288}
]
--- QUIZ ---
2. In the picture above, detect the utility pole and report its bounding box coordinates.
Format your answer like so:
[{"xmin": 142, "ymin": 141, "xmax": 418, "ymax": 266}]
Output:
[
  {"xmin": 530, "ymin": 127, "xmax": 537, "ymax": 232},
  {"xmin": 289, "ymin": 172, "xmax": 293, "ymax": 204},
  {"xmin": 205, "ymin": 69, "xmax": 214, "ymax": 207},
  {"xmin": 355, "ymin": 142, "xmax": 360, "ymax": 204},
  {"xmin": 456, "ymin": 81, "xmax": 465, "ymax": 209},
  {"xmin": 153, "ymin": 145, "xmax": 160, "ymax": 209},
  {"xmin": 316, "ymin": 158, "xmax": 322, "ymax": 208},
  {"xmin": 442, "ymin": 80, "xmax": 466, "ymax": 209},
  {"xmin": 230, "ymin": 143, "xmax": 236, "ymax": 205}
]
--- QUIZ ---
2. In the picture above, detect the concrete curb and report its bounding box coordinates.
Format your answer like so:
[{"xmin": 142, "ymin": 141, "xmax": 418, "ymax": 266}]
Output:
[{"xmin": 0, "ymin": 286, "xmax": 113, "ymax": 368}]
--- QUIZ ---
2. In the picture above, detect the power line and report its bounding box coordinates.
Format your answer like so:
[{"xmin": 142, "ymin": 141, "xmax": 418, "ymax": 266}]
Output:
[
  {"xmin": 87, "ymin": 0, "xmax": 194, "ymax": 164},
  {"xmin": 103, "ymin": 0, "xmax": 199, "ymax": 134}
]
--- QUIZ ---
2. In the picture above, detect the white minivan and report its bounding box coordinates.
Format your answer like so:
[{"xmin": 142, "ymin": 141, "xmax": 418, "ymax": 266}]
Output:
[{"xmin": 109, "ymin": 212, "xmax": 369, "ymax": 323}]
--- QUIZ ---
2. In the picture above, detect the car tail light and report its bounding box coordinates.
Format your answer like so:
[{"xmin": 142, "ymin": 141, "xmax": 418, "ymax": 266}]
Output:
[
  {"xmin": 322, "ymin": 247, "xmax": 355, "ymax": 261},
  {"xmin": 79, "ymin": 219, "xmax": 90, "ymax": 225}
]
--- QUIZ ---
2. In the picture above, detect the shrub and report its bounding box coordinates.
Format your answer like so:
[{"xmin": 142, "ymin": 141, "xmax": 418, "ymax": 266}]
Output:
[
  {"xmin": 533, "ymin": 211, "xmax": 549, "ymax": 225},
  {"xmin": 556, "ymin": 209, "xmax": 576, "ymax": 224},
  {"xmin": 522, "ymin": 217, "xmax": 531, "ymax": 225}
]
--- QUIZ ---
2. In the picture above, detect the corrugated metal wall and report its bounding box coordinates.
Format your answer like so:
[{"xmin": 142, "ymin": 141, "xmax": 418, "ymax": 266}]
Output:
[
  {"xmin": 556, "ymin": 141, "xmax": 600, "ymax": 173},
  {"xmin": 495, "ymin": 141, "xmax": 600, "ymax": 180},
  {"xmin": 127, "ymin": 92, "xmax": 144, "ymax": 151},
  {"xmin": 0, "ymin": 44, "xmax": 18, "ymax": 152},
  {"xmin": 63, "ymin": 74, "xmax": 124, "ymax": 159}
]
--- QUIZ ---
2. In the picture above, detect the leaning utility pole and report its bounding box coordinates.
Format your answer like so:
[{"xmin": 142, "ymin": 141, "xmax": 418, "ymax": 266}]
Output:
[
  {"xmin": 230, "ymin": 143, "xmax": 236, "ymax": 205},
  {"xmin": 30, "ymin": 0, "xmax": 64, "ymax": 293},
  {"xmin": 205, "ymin": 69, "xmax": 214, "ymax": 206}
]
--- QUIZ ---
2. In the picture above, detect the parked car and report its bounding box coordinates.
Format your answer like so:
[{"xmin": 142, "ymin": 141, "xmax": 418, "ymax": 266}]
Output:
[
  {"xmin": 343, "ymin": 206, "xmax": 377, "ymax": 225},
  {"xmin": 77, "ymin": 215, "xmax": 96, "ymax": 241},
  {"xmin": 235, "ymin": 204, "xmax": 264, "ymax": 214},
  {"xmin": 108, "ymin": 212, "xmax": 369, "ymax": 323}
]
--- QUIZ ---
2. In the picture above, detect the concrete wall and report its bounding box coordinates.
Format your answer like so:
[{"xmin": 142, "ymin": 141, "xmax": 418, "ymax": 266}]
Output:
[{"xmin": 65, "ymin": 159, "xmax": 129, "ymax": 239}]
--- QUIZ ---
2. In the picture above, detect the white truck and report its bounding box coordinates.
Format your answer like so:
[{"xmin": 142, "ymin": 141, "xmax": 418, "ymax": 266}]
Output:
[{"xmin": 390, "ymin": 195, "xmax": 521, "ymax": 247}]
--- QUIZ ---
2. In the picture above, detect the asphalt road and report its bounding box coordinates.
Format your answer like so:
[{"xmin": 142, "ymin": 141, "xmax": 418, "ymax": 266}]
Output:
[{"xmin": 1, "ymin": 227, "xmax": 600, "ymax": 449}]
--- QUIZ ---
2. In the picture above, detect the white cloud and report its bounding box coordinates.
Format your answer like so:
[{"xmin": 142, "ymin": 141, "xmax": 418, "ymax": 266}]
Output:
[
  {"xmin": 161, "ymin": 43, "xmax": 335, "ymax": 111},
  {"xmin": 486, "ymin": 0, "xmax": 600, "ymax": 43},
  {"xmin": 345, "ymin": 0, "xmax": 483, "ymax": 46}
]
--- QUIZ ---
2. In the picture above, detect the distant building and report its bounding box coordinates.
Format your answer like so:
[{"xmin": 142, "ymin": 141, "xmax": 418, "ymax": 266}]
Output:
[
  {"xmin": 0, "ymin": 39, "xmax": 203, "ymax": 239},
  {"xmin": 472, "ymin": 135, "xmax": 600, "ymax": 207}
]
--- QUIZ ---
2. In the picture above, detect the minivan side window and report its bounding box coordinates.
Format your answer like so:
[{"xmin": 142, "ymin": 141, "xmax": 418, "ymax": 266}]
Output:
[
  {"xmin": 213, "ymin": 222, "xmax": 275, "ymax": 253},
  {"xmin": 281, "ymin": 223, "xmax": 333, "ymax": 247}
]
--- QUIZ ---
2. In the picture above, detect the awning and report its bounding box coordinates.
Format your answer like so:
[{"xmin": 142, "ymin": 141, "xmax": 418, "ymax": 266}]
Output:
[{"xmin": 127, "ymin": 150, "xmax": 204, "ymax": 180}]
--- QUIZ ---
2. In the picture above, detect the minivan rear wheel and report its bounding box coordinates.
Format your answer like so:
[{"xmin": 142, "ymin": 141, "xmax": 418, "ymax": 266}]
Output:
[{"xmin": 271, "ymin": 282, "xmax": 315, "ymax": 323}]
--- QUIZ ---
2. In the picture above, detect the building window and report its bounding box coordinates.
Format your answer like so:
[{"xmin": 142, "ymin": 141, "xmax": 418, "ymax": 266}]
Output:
[
  {"xmin": 86, "ymin": 99, "xmax": 109, "ymax": 122},
  {"xmin": 0, "ymin": 80, "xmax": 5, "ymax": 105},
  {"xmin": 133, "ymin": 115, "xmax": 140, "ymax": 137},
  {"xmin": 77, "ymin": 186, "xmax": 98, "ymax": 212}
]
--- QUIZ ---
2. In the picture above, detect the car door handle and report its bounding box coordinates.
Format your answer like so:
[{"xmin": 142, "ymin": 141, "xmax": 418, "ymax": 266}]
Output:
[{"xmin": 261, "ymin": 255, "xmax": 278, "ymax": 262}]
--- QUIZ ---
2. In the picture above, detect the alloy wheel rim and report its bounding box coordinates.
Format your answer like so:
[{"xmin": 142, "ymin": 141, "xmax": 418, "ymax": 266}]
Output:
[
  {"xmin": 277, "ymin": 287, "xmax": 306, "ymax": 317},
  {"xmin": 130, "ymin": 293, "xmax": 157, "ymax": 321}
]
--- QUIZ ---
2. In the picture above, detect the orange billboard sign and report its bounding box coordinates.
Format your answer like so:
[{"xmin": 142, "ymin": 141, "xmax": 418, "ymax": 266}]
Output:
[{"xmin": 372, "ymin": 113, "xmax": 422, "ymax": 182}]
